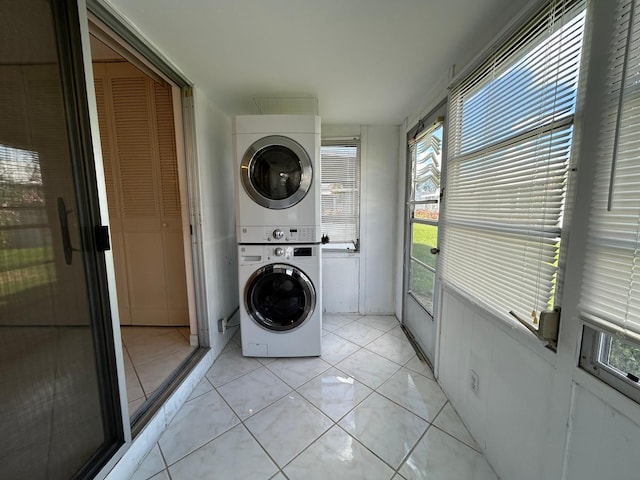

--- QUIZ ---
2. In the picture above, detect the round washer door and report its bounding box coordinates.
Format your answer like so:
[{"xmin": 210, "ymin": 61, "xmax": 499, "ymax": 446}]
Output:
[
  {"xmin": 244, "ymin": 263, "xmax": 316, "ymax": 331},
  {"xmin": 241, "ymin": 135, "xmax": 312, "ymax": 209}
]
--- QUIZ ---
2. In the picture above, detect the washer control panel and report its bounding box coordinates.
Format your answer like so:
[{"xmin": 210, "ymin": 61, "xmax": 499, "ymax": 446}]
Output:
[
  {"xmin": 239, "ymin": 244, "xmax": 319, "ymax": 263},
  {"xmin": 238, "ymin": 225, "xmax": 318, "ymax": 243}
]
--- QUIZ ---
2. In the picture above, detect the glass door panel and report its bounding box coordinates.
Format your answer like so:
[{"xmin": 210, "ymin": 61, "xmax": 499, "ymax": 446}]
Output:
[
  {"xmin": 409, "ymin": 259, "xmax": 436, "ymax": 312},
  {"xmin": 0, "ymin": 1, "xmax": 122, "ymax": 478},
  {"xmin": 407, "ymin": 121, "xmax": 443, "ymax": 316}
]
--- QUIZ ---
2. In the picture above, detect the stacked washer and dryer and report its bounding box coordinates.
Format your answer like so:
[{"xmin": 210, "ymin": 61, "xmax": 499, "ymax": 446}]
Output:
[{"xmin": 233, "ymin": 115, "xmax": 322, "ymax": 357}]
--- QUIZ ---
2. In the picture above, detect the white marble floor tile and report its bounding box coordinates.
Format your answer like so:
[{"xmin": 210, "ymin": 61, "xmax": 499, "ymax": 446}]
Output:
[
  {"xmin": 297, "ymin": 368, "xmax": 372, "ymax": 422},
  {"xmin": 244, "ymin": 393, "xmax": 333, "ymax": 467},
  {"xmin": 356, "ymin": 315, "xmax": 399, "ymax": 332},
  {"xmin": 256, "ymin": 356, "xmax": 278, "ymax": 365},
  {"xmin": 333, "ymin": 321, "xmax": 385, "ymax": 347},
  {"xmin": 186, "ymin": 377, "xmax": 214, "ymax": 402},
  {"xmin": 322, "ymin": 313, "xmax": 359, "ymax": 332},
  {"xmin": 266, "ymin": 357, "xmax": 331, "ymax": 388},
  {"xmin": 339, "ymin": 392, "xmax": 428, "ymax": 469},
  {"xmin": 283, "ymin": 425, "xmax": 395, "ymax": 480},
  {"xmin": 387, "ymin": 325, "xmax": 407, "ymax": 339},
  {"xmin": 335, "ymin": 349, "xmax": 401, "ymax": 389},
  {"xmin": 205, "ymin": 348, "xmax": 262, "ymax": 387},
  {"xmin": 366, "ymin": 332, "xmax": 415, "ymax": 365},
  {"xmin": 377, "ymin": 368, "xmax": 448, "ymax": 422},
  {"xmin": 130, "ymin": 444, "xmax": 165, "ymax": 480},
  {"xmin": 432, "ymin": 402, "xmax": 480, "ymax": 452},
  {"xmin": 216, "ymin": 367, "xmax": 291, "ymax": 419},
  {"xmin": 399, "ymin": 427, "xmax": 498, "ymax": 480},
  {"xmin": 320, "ymin": 332, "xmax": 361, "ymax": 365},
  {"xmin": 222, "ymin": 339, "xmax": 241, "ymax": 353},
  {"xmin": 403, "ymin": 355, "xmax": 435, "ymax": 380},
  {"xmin": 158, "ymin": 390, "xmax": 240, "ymax": 465},
  {"xmin": 168, "ymin": 424, "xmax": 278, "ymax": 480},
  {"xmin": 392, "ymin": 475, "xmax": 408, "ymax": 480},
  {"xmin": 270, "ymin": 473, "xmax": 287, "ymax": 480},
  {"xmin": 148, "ymin": 470, "xmax": 170, "ymax": 480}
]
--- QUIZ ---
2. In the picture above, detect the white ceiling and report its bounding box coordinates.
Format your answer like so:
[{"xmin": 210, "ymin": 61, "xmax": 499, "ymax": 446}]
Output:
[{"xmin": 104, "ymin": 0, "xmax": 531, "ymax": 125}]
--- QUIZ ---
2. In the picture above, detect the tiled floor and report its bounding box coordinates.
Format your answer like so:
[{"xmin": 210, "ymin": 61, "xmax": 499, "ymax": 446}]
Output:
[
  {"xmin": 122, "ymin": 326, "xmax": 195, "ymax": 416},
  {"xmin": 129, "ymin": 314, "xmax": 498, "ymax": 479}
]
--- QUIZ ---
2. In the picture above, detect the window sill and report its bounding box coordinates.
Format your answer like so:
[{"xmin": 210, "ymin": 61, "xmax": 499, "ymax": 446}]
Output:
[
  {"xmin": 322, "ymin": 243, "xmax": 359, "ymax": 254},
  {"xmin": 322, "ymin": 248, "xmax": 360, "ymax": 258}
]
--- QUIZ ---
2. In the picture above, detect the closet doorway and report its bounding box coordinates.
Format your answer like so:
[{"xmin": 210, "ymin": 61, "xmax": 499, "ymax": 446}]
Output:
[{"xmin": 88, "ymin": 27, "xmax": 198, "ymax": 422}]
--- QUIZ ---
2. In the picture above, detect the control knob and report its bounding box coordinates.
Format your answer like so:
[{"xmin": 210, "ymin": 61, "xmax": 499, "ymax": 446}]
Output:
[
  {"xmin": 273, "ymin": 228, "xmax": 284, "ymax": 240},
  {"xmin": 274, "ymin": 247, "xmax": 285, "ymax": 257}
]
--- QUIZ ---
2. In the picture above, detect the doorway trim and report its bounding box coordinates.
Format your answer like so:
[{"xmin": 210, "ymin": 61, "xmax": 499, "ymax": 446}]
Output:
[{"xmin": 85, "ymin": 0, "xmax": 208, "ymax": 346}]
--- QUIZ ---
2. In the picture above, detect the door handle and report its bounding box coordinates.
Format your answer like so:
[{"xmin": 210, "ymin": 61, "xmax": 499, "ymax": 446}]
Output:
[
  {"xmin": 57, "ymin": 197, "xmax": 77, "ymax": 265},
  {"xmin": 430, "ymin": 247, "xmax": 440, "ymax": 254}
]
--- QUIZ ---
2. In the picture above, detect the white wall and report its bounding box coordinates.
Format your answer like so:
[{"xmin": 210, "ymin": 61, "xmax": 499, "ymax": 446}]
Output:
[
  {"xmin": 322, "ymin": 125, "xmax": 399, "ymax": 315},
  {"xmin": 191, "ymin": 90, "xmax": 239, "ymax": 356}
]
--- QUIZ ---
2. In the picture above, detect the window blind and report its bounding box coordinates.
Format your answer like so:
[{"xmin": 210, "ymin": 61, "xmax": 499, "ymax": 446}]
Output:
[
  {"xmin": 580, "ymin": 0, "xmax": 640, "ymax": 342},
  {"xmin": 320, "ymin": 139, "xmax": 360, "ymax": 247},
  {"xmin": 440, "ymin": 0, "xmax": 586, "ymax": 327}
]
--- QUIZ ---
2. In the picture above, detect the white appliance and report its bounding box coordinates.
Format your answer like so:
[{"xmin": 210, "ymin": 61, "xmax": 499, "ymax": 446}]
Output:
[
  {"xmin": 233, "ymin": 114, "xmax": 321, "ymax": 244},
  {"xmin": 238, "ymin": 243, "xmax": 322, "ymax": 357}
]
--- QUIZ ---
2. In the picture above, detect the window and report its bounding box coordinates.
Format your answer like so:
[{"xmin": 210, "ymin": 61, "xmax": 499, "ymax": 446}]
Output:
[
  {"xmin": 578, "ymin": 0, "xmax": 640, "ymax": 403},
  {"xmin": 320, "ymin": 139, "xmax": 360, "ymax": 251},
  {"xmin": 407, "ymin": 118, "xmax": 444, "ymax": 315},
  {"xmin": 440, "ymin": 0, "xmax": 586, "ymax": 331}
]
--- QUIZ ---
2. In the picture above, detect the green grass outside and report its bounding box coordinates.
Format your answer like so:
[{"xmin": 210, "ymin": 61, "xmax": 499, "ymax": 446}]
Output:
[
  {"xmin": 0, "ymin": 246, "xmax": 53, "ymax": 272},
  {"xmin": 410, "ymin": 223, "xmax": 438, "ymax": 311},
  {"xmin": 0, "ymin": 246, "xmax": 55, "ymax": 299}
]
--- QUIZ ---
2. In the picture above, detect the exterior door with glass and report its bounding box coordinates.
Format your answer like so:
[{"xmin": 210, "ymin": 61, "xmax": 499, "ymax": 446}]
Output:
[{"xmin": 403, "ymin": 105, "xmax": 445, "ymax": 365}]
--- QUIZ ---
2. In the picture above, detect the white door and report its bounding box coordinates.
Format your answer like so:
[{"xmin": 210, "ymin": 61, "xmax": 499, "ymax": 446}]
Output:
[{"xmin": 402, "ymin": 104, "xmax": 446, "ymax": 365}]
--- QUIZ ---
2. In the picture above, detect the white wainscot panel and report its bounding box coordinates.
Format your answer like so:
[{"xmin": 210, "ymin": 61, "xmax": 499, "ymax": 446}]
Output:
[
  {"xmin": 564, "ymin": 384, "xmax": 640, "ymax": 480},
  {"xmin": 484, "ymin": 326, "xmax": 556, "ymax": 480},
  {"xmin": 438, "ymin": 289, "xmax": 561, "ymax": 480},
  {"xmin": 322, "ymin": 254, "xmax": 359, "ymax": 313}
]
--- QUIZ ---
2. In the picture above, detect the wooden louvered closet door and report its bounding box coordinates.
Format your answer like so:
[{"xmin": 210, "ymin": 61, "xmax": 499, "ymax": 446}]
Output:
[{"xmin": 93, "ymin": 62, "xmax": 188, "ymax": 326}]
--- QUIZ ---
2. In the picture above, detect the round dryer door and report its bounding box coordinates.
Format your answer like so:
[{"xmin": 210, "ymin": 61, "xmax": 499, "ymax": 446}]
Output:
[
  {"xmin": 244, "ymin": 263, "xmax": 316, "ymax": 331},
  {"xmin": 241, "ymin": 135, "xmax": 312, "ymax": 209}
]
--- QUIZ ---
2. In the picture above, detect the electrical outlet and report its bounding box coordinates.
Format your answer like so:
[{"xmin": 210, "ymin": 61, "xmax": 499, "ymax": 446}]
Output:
[{"xmin": 470, "ymin": 369, "xmax": 480, "ymax": 396}]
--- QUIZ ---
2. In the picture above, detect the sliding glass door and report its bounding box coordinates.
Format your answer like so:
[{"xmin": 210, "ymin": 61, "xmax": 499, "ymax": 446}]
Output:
[{"xmin": 0, "ymin": 1, "xmax": 123, "ymax": 478}]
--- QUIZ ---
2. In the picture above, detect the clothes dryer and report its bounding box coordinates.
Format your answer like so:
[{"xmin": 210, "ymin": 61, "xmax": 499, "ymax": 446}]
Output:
[
  {"xmin": 233, "ymin": 114, "xmax": 321, "ymax": 244},
  {"xmin": 238, "ymin": 243, "xmax": 321, "ymax": 357}
]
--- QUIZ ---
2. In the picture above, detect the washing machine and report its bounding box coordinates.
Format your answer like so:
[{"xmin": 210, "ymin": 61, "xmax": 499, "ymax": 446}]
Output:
[
  {"xmin": 233, "ymin": 114, "xmax": 321, "ymax": 244},
  {"xmin": 238, "ymin": 243, "xmax": 322, "ymax": 357}
]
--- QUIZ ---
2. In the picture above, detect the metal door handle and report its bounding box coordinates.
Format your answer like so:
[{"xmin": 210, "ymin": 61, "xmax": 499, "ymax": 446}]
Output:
[{"xmin": 57, "ymin": 197, "xmax": 76, "ymax": 265}]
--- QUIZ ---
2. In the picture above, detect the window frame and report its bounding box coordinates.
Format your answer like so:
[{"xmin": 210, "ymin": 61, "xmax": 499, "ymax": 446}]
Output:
[
  {"xmin": 579, "ymin": 326, "xmax": 640, "ymax": 404},
  {"xmin": 320, "ymin": 138, "xmax": 361, "ymax": 252}
]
